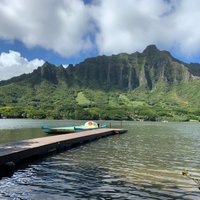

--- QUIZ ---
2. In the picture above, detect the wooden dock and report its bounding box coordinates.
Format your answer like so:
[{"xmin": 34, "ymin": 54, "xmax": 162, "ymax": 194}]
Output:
[{"xmin": 0, "ymin": 128, "xmax": 127, "ymax": 178}]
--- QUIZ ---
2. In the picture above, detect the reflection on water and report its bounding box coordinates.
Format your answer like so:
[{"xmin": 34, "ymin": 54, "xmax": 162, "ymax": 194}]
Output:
[
  {"xmin": 0, "ymin": 128, "xmax": 48, "ymax": 144},
  {"xmin": 0, "ymin": 119, "xmax": 83, "ymax": 143},
  {"xmin": 0, "ymin": 120, "xmax": 200, "ymax": 199}
]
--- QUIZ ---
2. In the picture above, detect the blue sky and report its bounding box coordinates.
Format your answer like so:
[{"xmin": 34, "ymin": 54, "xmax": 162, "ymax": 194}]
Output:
[
  {"xmin": 0, "ymin": 39, "xmax": 97, "ymax": 65},
  {"xmin": 0, "ymin": 0, "xmax": 200, "ymax": 80}
]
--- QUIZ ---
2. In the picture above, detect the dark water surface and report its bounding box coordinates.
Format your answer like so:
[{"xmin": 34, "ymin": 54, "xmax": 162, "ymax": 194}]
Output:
[{"xmin": 0, "ymin": 120, "xmax": 200, "ymax": 199}]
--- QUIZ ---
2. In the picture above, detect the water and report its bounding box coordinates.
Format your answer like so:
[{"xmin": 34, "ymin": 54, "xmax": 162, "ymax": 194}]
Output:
[
  {"xmin": 0, "ymin": 119, "xmax": 82, "ymax": 143},
  {"xmin": 0, "ymin": 120, "xmax": 200, "ymax": 199}
]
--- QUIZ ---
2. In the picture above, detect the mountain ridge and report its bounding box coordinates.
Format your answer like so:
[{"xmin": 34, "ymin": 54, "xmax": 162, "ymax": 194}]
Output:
[
  {"xmin": 1, "ymin": 44, "xmax": 198, "ymax": 89},
  {"xmin": 1, "ymin": 45, "xmax": 200, "ymax": 121}
]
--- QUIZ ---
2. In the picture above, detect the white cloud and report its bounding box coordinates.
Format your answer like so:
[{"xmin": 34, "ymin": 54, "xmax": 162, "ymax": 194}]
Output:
[
  {"xmin": 0, "ymin": 51, "xmax": 44, "ymax": 81},
  {"xmin": 0, "ymin": 0, "xmax": 200, "ymax": 60},
  {"xmin": 91, "ymin": 0, "xmax": 175, "ymax": 54},
  {"xmin": 93, "ymin": 0, "xmax": 171, "ymax": 54},
  {"xmin": 62, "ymin": 64, "xmax": 69, "ymax": 68},
  {"xmin": 172, "ymin": 0, "xmax": 200, "ymax": 56},
  {"xmin": 92, "ymin": 0, "xmax": 200, "ymax": 59},
  {"xmin": 0, "ymin": 0, "xmax": 95, "ymax": 57}
]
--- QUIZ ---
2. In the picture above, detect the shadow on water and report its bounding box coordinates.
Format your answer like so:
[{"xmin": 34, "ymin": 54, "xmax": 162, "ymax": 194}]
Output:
[
  {"xmin": 0, "ymin": 139, "xmax": 40, "ymax": 179},
  {"xmin": 0, "ymin": 128, "xmax": 49, "ymax": 144}
]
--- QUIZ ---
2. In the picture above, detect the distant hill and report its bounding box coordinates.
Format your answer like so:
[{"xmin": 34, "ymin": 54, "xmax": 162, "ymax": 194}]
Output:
[{"xmin": 1, "ymin": 45, "xmax": 200, "ymax": 121}]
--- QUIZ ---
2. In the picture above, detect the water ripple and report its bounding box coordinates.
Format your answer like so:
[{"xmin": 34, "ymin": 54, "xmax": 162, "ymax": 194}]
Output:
[{"xmin": 0, "ymin": 122, "xmax": 200, "ymax": 199}]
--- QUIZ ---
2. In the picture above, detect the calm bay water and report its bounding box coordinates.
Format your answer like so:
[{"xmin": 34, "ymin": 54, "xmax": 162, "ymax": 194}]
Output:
[{"xmin": 0, "ymin": 119, "xmax": 200, "ymax": 199}]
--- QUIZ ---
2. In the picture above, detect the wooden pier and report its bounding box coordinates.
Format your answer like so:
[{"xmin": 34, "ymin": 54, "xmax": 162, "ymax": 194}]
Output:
[{"xmin": 0, "ymin": 128, "xmax": 127, "ymax": 178}]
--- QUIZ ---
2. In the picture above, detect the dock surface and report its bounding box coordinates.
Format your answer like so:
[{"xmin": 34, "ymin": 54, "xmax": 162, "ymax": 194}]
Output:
[{"xmin": 0, "ymin": 128, "xmax": 127, "ymax": 177}]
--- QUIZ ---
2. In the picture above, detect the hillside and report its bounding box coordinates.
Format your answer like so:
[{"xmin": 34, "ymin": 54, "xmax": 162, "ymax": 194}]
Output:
[{"xmin": 1, "ymin": 45, "xmax": 200, "ymax": 121}]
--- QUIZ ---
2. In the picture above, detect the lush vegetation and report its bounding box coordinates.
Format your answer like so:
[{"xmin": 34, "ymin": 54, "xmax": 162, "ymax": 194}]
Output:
[
  {"xmin": 0, "ymin": 83, "xmax": 200, "ymax": 122},
  {"xmin": 1, "ymin": 45, "xmax": 200, "ymax": 121}
]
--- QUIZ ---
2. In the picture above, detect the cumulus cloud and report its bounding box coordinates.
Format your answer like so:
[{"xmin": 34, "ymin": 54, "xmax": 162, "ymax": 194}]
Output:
[
  {"xmin": 62, "ymin": 64, "xmax": 69, "ymax": 68},
  {"xmin": 93, "ymin": 0, "xmax": 200, "ymax": 57},
  {"xmin": 93, "ymin": 0, "xmax": 170, "ymax": 54},
  {"xmin": 0, "ymin": 0, "xmax": 95, "ymax": 57},
  {"xmin": 172, "ymin": 0, "xmax": 200, "ymax": 56},
  {"xmin": 0, "ymin": 51, "xmax": 44, "ymax": 80},
  {"xmin": 0, "ymin": 0, "xmax": 200, "ymax": 60}
]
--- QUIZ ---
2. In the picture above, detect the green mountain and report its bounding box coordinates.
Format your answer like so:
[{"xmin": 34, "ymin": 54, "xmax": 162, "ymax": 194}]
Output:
[{"xmin": 1, "ymin": 45, "xmax": 200, "ymax": 121}]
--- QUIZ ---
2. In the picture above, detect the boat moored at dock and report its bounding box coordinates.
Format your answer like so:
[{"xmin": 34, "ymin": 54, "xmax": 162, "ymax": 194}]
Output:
[{"xmin": 41, "ymin": 121, "xmax": 107, "ymax": 134}]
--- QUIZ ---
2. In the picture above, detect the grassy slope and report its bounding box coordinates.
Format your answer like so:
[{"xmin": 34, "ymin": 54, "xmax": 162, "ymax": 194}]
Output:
[{"xmin": 0, "ymin": 79, "xmax": 200, "ymax": 121}]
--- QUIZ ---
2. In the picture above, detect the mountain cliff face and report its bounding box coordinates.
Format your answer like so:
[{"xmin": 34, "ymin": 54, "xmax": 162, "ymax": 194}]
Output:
[
  {"xmin": 1, "ymin": 45, "xmax": 200, "ymax": 121},
  {"xmin": 66, "ymin": 45, "xmax": 195, "ymax": 90},
  {"xmin": 0, "ymin": 45, "xmax": 197, "ymax": 90}
]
